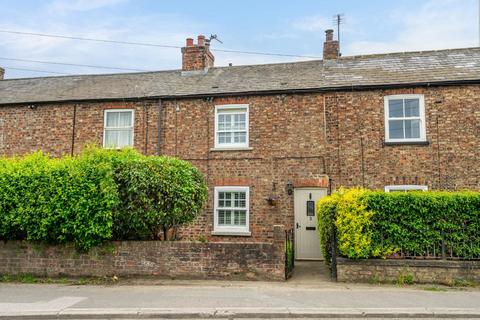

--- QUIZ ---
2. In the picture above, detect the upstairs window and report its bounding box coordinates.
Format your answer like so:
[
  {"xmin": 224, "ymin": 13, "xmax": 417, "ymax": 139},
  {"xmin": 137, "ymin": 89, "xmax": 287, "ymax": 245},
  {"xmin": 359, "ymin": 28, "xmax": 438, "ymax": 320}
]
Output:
[
  {"xmin": 103, "ymin": 109, "xmax": 134, "ymax": 149},
  {"xmin": 215, "ymin": 104, "xmax": 249, "ymax": 149},
  {"xmin": 385, "ymin": 185, "xmax": 428, "ymax": 192},
  {"xmin": 384, "ymin": 95, "xmax": 426, "ymax": 143}
]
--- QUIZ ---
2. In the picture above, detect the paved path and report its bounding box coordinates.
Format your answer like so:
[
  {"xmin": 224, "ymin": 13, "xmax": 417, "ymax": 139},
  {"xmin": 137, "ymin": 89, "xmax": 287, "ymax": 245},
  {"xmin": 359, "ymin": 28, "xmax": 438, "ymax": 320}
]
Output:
[{"xmin": 0, "ymin": 280, "xmax": 479, "ymax": 319}]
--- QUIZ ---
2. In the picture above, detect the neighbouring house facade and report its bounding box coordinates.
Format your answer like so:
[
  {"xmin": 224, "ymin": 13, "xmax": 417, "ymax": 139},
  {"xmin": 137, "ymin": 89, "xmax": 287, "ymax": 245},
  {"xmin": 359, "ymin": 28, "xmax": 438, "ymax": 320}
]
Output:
[{"xmin": 0, "ymin": 30, "xmax": 479, "ymax": 261}]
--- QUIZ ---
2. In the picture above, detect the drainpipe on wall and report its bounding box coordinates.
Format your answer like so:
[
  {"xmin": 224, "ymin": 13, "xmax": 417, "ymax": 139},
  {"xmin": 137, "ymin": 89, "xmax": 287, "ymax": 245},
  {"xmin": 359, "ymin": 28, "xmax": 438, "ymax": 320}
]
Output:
[
  {"xmin": 143, "ymin": 103, "xmax": 148, "ymax": 154},
  {"xmin": 71, "ymin": 104, "xmax": 77, "ymax": 156},
  {"xmin": 156, "ymin": 99, "xmax": 162, "ymax": 155}
]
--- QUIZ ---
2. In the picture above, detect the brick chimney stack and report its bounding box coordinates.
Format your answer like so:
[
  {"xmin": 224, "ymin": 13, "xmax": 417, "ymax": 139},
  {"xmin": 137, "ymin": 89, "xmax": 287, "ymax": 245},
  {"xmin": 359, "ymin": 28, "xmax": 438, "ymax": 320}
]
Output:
[
  {"xmin": 323, "ymin": 29, "xmax": 339, "ymax": 60},
  {"xmin": 0, "ymin": 67, "xmax": 4, "ymax": 80},
  {"xmin": 181, "ymin": 35, "xmax": 215, "ymax": 71}
]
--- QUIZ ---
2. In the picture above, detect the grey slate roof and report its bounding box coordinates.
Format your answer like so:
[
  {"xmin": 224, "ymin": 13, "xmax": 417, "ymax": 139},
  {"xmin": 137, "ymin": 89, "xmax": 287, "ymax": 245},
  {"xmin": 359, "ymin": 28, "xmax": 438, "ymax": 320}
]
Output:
[{"xmin": 1, "ymin": 47, "xmax": 480, "ymax": 105}]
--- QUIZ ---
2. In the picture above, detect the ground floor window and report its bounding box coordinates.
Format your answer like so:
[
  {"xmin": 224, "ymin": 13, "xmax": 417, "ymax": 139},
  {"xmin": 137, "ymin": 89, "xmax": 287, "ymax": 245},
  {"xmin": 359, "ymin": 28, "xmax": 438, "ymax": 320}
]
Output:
[
  {"xmin": 385, "ymin": 185, "xmax": 428, "ymax": 192},
  {"xmin": 213, "ymin": 186, "xmax": 250, "ymax": 235}
]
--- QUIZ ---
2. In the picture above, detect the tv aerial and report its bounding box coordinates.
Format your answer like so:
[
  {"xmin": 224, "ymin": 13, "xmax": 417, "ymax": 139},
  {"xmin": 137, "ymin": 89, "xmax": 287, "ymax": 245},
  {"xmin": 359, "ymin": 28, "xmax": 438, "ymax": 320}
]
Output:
[{"xmin": 207, "ymin": 34, "xmax": 223, "ymax": 45}]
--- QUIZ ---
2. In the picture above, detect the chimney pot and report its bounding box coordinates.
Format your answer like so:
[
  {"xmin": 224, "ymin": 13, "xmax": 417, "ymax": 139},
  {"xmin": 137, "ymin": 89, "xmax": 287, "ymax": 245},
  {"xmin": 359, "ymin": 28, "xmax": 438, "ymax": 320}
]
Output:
[
  {"xmin": 198, "ymin": 35, "xmax": 205, "ymax": 46},
  {"xmin": 325, "ymin": 29, "xmax": 334, "ymax": 41},
  {"xmin": 323, "ymin": 29, "xmax": 339, "ymax": 60},
  {"xmin": 181, "ymin": 35, "xmax": 215, "ymax": 71}
]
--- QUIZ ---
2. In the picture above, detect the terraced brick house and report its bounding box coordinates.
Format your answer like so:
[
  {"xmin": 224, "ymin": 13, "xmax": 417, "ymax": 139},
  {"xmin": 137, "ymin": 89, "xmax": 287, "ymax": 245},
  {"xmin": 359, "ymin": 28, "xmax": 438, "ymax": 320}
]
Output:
[{"xmin": 0, "ymin": 30, "xmax": 479, "ymax": 261}]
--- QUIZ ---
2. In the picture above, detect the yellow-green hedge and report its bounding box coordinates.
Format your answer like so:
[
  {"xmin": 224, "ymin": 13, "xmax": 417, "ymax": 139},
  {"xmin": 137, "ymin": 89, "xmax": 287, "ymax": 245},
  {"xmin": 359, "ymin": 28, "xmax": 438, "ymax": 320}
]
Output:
[{"xmin": 317, "ymin": 188, "xmax": 480, "ymax": 261}]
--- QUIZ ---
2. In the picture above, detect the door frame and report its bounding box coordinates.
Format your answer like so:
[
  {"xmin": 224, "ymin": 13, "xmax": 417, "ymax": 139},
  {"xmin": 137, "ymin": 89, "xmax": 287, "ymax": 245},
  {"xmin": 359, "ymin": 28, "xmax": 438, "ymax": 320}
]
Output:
[{"xmin": 293, "ymin": 187, "xmax": 327, "ymax": 261}]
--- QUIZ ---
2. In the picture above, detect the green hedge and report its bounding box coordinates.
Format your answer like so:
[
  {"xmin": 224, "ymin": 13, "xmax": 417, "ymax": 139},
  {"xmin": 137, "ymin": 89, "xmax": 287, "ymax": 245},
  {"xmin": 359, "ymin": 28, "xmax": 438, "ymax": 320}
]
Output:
[
  {"xmin": 0, "ymin": 147, "xmax": 208, "ymax": 250},
  {"xmin": 317, "ymin": 188, "xmax": 480, "ymax": 261},
  {"xmin": 0, "ymin": 152, "xmax": 118, "ymax": 251},
  {"xmin": 316, "ymin": 190, "xmax": 341, "ymax": 263}
]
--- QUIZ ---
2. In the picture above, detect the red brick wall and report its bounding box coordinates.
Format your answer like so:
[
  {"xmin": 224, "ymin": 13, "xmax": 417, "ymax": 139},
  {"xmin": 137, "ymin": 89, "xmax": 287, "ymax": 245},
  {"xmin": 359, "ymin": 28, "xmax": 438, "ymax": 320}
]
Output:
[
  {"xmin": 324, "ymin": 86, "xmax": 480, "ymax": 190},
  {"xmin": 0, "ymin": 226, "xmax": 285, "ymax": 281},
  {"xmin": 337, "ymin": 258, "xmax": 480, "ymax": 285},
  {"xmin": 0, "ymin": 100, "xmax": 160, "ymax": 157},
  {"xmin": 0, "ymin": 85, "xmax": 478, "ymax": 243}
]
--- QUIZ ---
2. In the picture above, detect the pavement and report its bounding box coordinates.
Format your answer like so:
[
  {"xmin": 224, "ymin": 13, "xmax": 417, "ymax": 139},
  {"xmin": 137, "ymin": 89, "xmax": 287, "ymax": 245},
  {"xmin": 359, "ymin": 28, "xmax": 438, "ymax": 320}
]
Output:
[{"xmin": 0, "ymin": 262, "xmax": 479, "ymax": 319}]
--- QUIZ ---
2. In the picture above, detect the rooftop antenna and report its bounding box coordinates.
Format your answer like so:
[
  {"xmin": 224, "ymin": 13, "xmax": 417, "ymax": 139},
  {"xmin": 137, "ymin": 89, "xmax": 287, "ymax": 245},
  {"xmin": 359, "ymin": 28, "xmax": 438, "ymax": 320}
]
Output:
[
  {"xmin": 207, "ymin": 34, "xmax": 223, "ymax": 45},
  {"xmin": 333, "ymin": 14, "xmax": 344, "ymax": 55}
]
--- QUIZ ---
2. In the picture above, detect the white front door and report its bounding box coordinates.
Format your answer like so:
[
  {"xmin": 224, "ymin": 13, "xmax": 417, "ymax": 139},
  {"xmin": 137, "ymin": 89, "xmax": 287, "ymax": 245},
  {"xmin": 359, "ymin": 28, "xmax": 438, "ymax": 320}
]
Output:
[{"xmin": 294, "ymin": 188, "xmax": 327, "ymax": 260}]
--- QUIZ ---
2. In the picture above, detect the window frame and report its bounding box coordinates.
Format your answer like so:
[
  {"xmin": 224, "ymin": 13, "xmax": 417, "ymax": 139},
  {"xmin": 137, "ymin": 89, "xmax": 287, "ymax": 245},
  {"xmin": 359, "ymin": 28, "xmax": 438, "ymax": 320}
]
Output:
[
  {"xmin": 214, "ymin": 104, "xmax": 249, "ymax": 149},
  {"xmin": 385, "ymin": 185, "xmax": 428, "ymax": 192},
  {"xmin": 213, "ymin": 186, "xmax": 250, "ymax": 235},
  {"xmin": 384, "ymin": 94, "xmax": 426, "ymax": 143},
  {"xmin": 103, "ymin": 109, "xmax": 135, "ymax": 149}
]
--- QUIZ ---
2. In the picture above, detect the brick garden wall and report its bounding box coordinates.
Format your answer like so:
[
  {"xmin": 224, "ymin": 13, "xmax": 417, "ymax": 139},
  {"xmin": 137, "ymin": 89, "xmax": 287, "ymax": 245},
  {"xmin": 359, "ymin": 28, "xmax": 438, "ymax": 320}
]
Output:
[
  {"xmin": 0, "ymin": 227, "xmax": 286, "ymax": 281},
  {"xmin": 337, "ymin": 258, "xmax": 480, "ymax": 285}
]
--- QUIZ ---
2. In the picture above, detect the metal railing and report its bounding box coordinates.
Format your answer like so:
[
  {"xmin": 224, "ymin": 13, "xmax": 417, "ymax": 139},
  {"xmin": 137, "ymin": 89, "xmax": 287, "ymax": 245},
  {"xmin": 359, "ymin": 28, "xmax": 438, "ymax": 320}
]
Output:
[
  {"xmin": 379, "ymin": 230, "xmax": 480, "ymax": 261},
  {"xmin": 285, "ymin": 229, "xmax": 295, "ymax": 279}
]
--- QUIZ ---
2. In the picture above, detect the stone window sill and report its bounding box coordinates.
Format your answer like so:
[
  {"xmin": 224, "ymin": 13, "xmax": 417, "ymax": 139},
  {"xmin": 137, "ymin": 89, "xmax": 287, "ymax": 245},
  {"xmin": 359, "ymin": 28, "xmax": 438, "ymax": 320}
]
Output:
[
  {"xmin": 210, "ymin": 147, "xmax": 253, "ymax": 152},
  {"xmin": 211, "ymin": 231, "xmax": 252, "ymax": 237},
  {"xmin": 384, "ymin": 141, "xmax": 430, "ymax": 146}
]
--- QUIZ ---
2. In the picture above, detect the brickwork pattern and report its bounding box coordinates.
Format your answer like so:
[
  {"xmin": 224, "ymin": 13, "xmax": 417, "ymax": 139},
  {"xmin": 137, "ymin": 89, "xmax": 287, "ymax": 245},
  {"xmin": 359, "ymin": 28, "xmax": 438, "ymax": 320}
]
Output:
[
  {"xmin": 337, "ymin": 258, "xmax": 480, "ymax": 285},
  {"xmin": 181, "ymin": 36, "xmax": 214, "ymax": 71},
  {"xmin": 0, "ymin": 226, "xmax": 285, "ymax": 281},
  {"xmin": 0, "ymin": 100, "xmax": 160, "ymax": 157},
  {"xmin": 0, "ymin": 86, "xmax": 478, "ymax": 243}
]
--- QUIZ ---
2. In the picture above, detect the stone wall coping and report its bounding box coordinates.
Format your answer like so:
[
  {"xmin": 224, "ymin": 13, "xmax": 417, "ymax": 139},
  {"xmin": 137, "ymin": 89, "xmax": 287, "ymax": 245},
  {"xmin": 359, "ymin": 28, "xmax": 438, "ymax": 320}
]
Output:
[
  {"xmin": 1, "ymin": 239, "xmax": 276, "ymax": 247},
  {"xmin": 337, "ymin": 257, "xmax": 480, "ymax": 269}
]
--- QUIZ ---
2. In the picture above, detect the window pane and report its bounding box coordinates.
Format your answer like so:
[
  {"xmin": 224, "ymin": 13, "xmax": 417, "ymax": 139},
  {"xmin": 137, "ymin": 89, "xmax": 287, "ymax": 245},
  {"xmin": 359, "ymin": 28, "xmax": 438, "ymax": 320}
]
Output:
[
  {"xmin": 118, "ymin": 112, "xmax": 132, "ymax": 126},
  {"xmin": 216, "ymin": 108, "xmax": 248, "ymax": 147},
  {"xmin": 389, "ymin": 120, "xmax": 404, "ymax": 139},
  {"xmin": 218, "ymin": 192, "xmax": 225, "ymax": 208},
  {"xmin": 216, "ymin": 189, "xmax": 248, "ymax": 229},
  {"xmin": 106, "ymin": 112, "xmax": 120, "ymax": 127},
  {"xmin": 233, "ymin": 210, "xmax": 246, "ymax": 226},
  {"xmin": 390, "ymin": 188, "xmax": 423, "ymax": 193},
  {"xmin": 233, "ymin": 114, "xmax": 246, "ymax": 130},
  {"xmin": 105, "ymin": 129, "xmax": 132, "ymax": 148},
  {"xmin": 388, "ymin": 99, "xmax": 404, "ymax": 118},
  {"xmin": 104, "ymin": 130, "xmax": 118, "ymax": 147},
  {"xmin": 218, "ymin": 209, "xmax": 235, "ymax": 225},
  {"xmin": 218, "ymin": 114, "xmax": 232, "ymax": 130},
  {"xmin": 218, "ymin": 132, "xmax": 232, "ymax": 144},
  {"xmin": 218, "ymin": 210, "xmax": 226, "ymax": 225},
  {"xmin": 116, "ymin": 130, "xmax": 132, "ymax": 147},
  {"xmin": 222, "ymin": 192, "xmax": 232, "ymax": 207},
  {"xmin": 233, "ymin": 132, "xmax": 246, "ymax": 143},
  {"xmin": 218, "ymin": 114, "xmax": 227, "ymax": 130},
  {"xmin": 404, "ymin": 99, "xmax": 420, "ymax": 117},
  {"xmin": 219, "ymin": 191, "xmax": 247, "ymax": 209},
  {"xmin": 106, "ymin": 111, "xmax": 132, "ymax": 127},
  {"xmin": 224, "ymin": 210, "xmax": 232, "ymax": 224},
  {"xmin": 405, "ymin": 119, "xmax": 420, "ymax": 138},
  {"xmin": 233, "ymin": 192, "xmax": 246, "ymax": 207}
]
